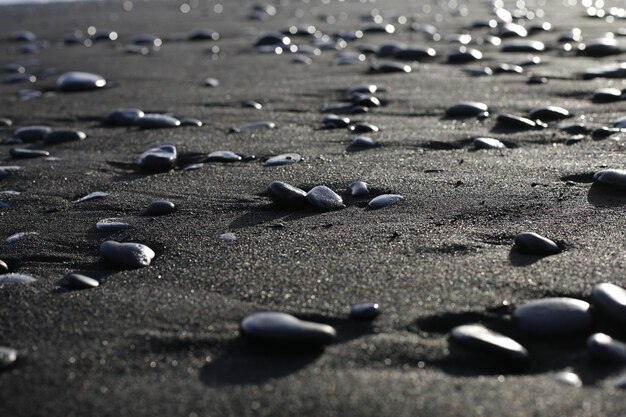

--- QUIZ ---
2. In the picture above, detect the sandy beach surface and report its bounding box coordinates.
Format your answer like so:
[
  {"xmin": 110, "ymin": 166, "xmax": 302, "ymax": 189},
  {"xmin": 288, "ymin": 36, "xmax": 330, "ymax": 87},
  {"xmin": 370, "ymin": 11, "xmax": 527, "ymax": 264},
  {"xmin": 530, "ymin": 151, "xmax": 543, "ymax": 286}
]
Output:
[{"xmin": 1, "ymin": 0, "xmax": 626, "ymax": 415}]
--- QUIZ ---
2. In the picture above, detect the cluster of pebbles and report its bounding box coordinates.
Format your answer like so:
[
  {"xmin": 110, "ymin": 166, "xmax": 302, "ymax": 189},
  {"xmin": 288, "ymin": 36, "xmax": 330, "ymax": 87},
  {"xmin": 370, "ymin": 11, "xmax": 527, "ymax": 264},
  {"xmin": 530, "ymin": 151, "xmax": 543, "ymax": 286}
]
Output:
[{"xmin": 3, "ymin": 0, "xmax": 626, "ymax": 398}]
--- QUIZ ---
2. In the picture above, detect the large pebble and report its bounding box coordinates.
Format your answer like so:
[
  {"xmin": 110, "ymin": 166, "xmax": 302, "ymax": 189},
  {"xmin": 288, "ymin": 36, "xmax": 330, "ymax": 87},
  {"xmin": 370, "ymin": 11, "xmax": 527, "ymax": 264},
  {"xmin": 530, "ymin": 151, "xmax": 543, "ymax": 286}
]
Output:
[
  {"xmin": 323, "ymin": 114, "xmax": 350, "ymax": 129},
  {"xmin": 450, "ymin": 324, "xmax": 529, "ymax": 365},
  {"xmin": 474, "ymin": 137, "xmax": 505, "ymax": 149},
  {"xmin": 100, "ymin": 241, "xmax": 155, "ymax": 268},
  {"xmin": 13, "ymin": 125, "xmax": 51, "ymax": 142},
  {"xmin": 579, "ymin": 38, "xmax": 621, "ymax": 57},
  {"xmin": 57, "ymin": 71, "xmax": 106, "ymax": 92},
  {"xmin": 306, "ymin": 186, "xmax": 345, "ymax": 211},
  {"xmin": 43, "ymin": 130, "xmax": 86, "ymax": 145},
  {"xmin": 137, "ymin": 144, "xmax": 177, "ymax": 173},
  {"xmin": 146, "ymin": 200, "xmax": 176, "ymax": 216},
  {"xmin": 207, "ymin": 151, "xmax": 242, "ymax": 162},
  {"xmin": 268, "ymin": 181, "xmax": 308, "ymax": 208},
  {"xmin": 496, "ymin": 114, "xmax": 537, "ymax": 130},
  {"xmin": 240, "ymin": 312, "xmax": 336, "ymax": 345},
  {"xmin": 587, "ymin": 333, "xmax": 626, "ymax": 363},
  {"xmin": 591, "ymin": 283, "xmax": 626, "ymax": 323},
  {"xmin": 513, "ymin": 298, "xmax": 592, "ymax": 336},
  {"xmin": 368, "ymin": 194, "xmax": 404, "ymax": 209},
  {"xmin": 445, "ymin": 102, "xmax": 488, "ymax": 117},
  {"xmin": 593, "ymin": 88, "xmax": 622, "ymax": 103},
  {"xmin": 10, "ymin": 148, "xmax": 49, "ymax": 159},
  {"xmin": 0, "ymin": 347, "xmax": 17, "ymax": 369},
  {"xmin": 513, "ymin": 232, "xmax": 560, "ymax": 255},
  {"xmin": 58, "ymin": 273, "xmax": 99, "ymax": 290},
  {"xmin": 447, "ymin": 47, "xmax": 483, "ymax": 63},
  {"xmin": 594, "ymin": 169, "xmax": 626, "ymax": 187},
  {"xmin": 0, "ymin": 273, "xmax": 36, "ymax": 284},
  {"xmin": 528, "ymin": 106, "xmax": 570, "ymax": 122},
  {"xmin": 347, "ymin": 181, "xmax": 369, "ymax": 196},
  {"xmin": 264, "ymin": 153, "xmax": 302, "ymax": 167},
  {"xmin": 103, "ymin": 109, "xmax": 145, "ymax": 126},
  {"xmin": 350, "ymin": 303, "xmax": 380, "ymax": 319},
  {"xmin": 134, "ymin": 114, "xmax": 180, "ymax": 129}
]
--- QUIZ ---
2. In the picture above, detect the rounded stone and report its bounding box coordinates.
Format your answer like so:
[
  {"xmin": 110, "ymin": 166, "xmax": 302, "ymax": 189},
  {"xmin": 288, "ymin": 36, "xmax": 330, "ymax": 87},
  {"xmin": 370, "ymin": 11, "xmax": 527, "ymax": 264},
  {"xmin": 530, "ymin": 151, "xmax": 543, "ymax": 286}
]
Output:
[
  {"xmin": 241, "ymin": 312, "xmax": 336, "ymax": 345},
  {"xmin": 229, "ymin": 121, "xmax": 276, "ymax": 133},
  {"xmin": 447, "ymin": 47, "xmax": 483, "ymax": 63},
  {"xmin": 10, "ymin": 148, "xmax": 49, "ymax": 159},
  {"xmin": 188, "ymin": 29, "xmax": 220, "ymax": 41},
  {"xmin": 43, "ymin": 130, "xmax": 87, "ymax": 145},
  {"xmin": 207, "ymin": 151, "xmax": 242, "ymax": 163},
  {"xmin": 594, "ymin": 169, "xmax": 626, "ymax": 187},
  {"xmin": 73, "ymin": 191, "xmax": 108, "ymax": 204},
  {"xmin": 591, "ymin": 283, "xmax": 626, "ymax": 323},
  {"xmin": 474, "ymin": 137, "xmax": 505, "ymax": 149},
  {"xmin": 146, "ymin": 200, "xmax": 176, "ymax": 216},
  {"xmin": 501, "ymin": 40, "xmax": 545, "ymax": 52},
  {"xmin": 219, "ymin": 232, "xmax": 237, "ymax": 242},
  {"xmin": 57, "ymin": 71, "xmax": 106, "ymax": 92},
  {"xmin": 554, "ymin": 371, "xmax": 582, "ymax": 387},
  {"xmin": 579, "ymin": 38, "xmax": 621, "ymax": 57},
  {"xmin": 450, "ymin": 324, "xmax": 529, "ymax": 365},
  {"xmin": 102, "ymin": 109, "xmax": 145, "ymax": 126},
  {"xmin": 368, "ymin": 194, "xmax": 404, "ymax": 210},
  {"xmin": 394, "ymin": 46, "xmax": 437, "ymax": 60},
  {"xmin": 349, "ymin": 123, "xmax": 379, "ymax": 134},
  {"xmin": 264, "ymin": 153, "xmax": 302, "ymax": 167},
  {"xmin": 13, "ymin": 125, "xmax": 51, "ymax": 142},
  {"xmin": 254, "ymin": 33, "xmax": 291, "ymax": 48},
  {"xmin": 369, "ymin": 62, "xmax": 412, "ymax": 74},
  {"xmin": 306, "ymin": 186, "xmax": 345, "ymax": 211},
  {"xmin": 587, "ymin": 333, "xmax": 626, "ymax": 363},
  {"xmin": 347, "ymin": 85, "xmax": 378, "ymax": 96},
  {"xmin": 204, "ymin": 78, "xmax": 220, "ymax": 87},
  {"xmin": 446, "ymin": 102, "xmax": 489, "ymax": 117},
  {"xmin": 268, "ymin": 181, "xmax": 308, "ymax": 208},
  {"xmin": 324, "ymin": 114, "xmax": 351, "ymax": 129},
  {"xmin": 242, "ymin": 100, "xmax": 262, "ymax": 110},
  {"xmin": 528, "ymin": 106, "xmax": 570, "ymax": 122},
  {"xmin": 350, "ymin": 303, "xmax": 380, "ymax": 320},
  {"xmin": 0, "ymin": 273, "xmax": 36, "ymax": 284},
  {"xmin": 58, "ymin": 273, "xmax": 99, "ymax": 290},
  {"xmin": 137, "ymin": 145, "xmax": 177, "ymax": 173},
  {"xmin": 347, "ymin": 181, "xmax": 369, "ymax": 196},
  {"xmin": 96, "ymin": 218, "xmax": 130, "ymax": 231},
  {"xmin": 593, "ymin": 88, "xmax": 622, "ymax": 103},
  {"xmin": 6, "ymin": 231, "xmax": 38, "ymax": 244},
  {"xmin": 0, "ymin": 260, "xmax": 8, "ymax": 273},
  {"xmin": 100, "ymin": 241, "xmax": 155, "ymax": 269},
  {"xmin": 496, "ymin": 114, "xmax": 537, "ymax": 129},
  {"xmin": 513, "ymin": 232, "xmax": 560, "ymax": 255},
  {"xmin": 513, "ymin": 297, "xmax": 592, "ymax": 336},
  {"xmin": 180, "ymin": 118, "xmax": 203, "ymax": 127},
  {"xmin": 134, "ymin": 114, "xmax": 180, "ymax": 129},
  {"xmin": 350, "ymin": 137, "xmax": 378, "ymax": 149},
  {"xmin": 0, "ymin": 347, "xmax": 17, "ymax": 369}
]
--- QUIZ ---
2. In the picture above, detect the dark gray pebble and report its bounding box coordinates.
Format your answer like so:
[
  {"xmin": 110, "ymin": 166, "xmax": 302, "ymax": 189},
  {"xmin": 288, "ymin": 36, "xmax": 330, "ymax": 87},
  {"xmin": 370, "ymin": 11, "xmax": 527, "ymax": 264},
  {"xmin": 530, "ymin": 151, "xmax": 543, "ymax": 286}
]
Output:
[
  {"xmin": 496, "ymin": 22, "xmax": 528, "ymax": 38},
  {"xmin": 350, "ymin": 303, "xmax": 380, "ymax": 319},
  {"xmin": 73, "ymin": 191, "xmax": 108, "ymax": 203},
  {"xmin": 0, "ymin": 118, "xmax": 12, "ymax": 127},
  {"xmin": 447, "ymin": 47, "xmax": 483, "ymax": 63},
  {"xmin": 347, "ymin": 181, "xmax": 369, "ymax": 196},
  {"xmin": 592, "ymin": 127, "xmax": 621, "ymax": 139},
  {"xmin": 242, "ymin": 100, "xmax": 263, "ymax": 110},
  {"xmin": 579, "ymin": 38, "xmax": 621, "ymax": 57},
  {"xmin": 594, "ymin": 169, "xmax": 626, "ymax": 187},
  {"xmin": 13, "ymin": 125, "xmax": 51, "ymax": 142},
  {"xmin": 0, "ymin": 347, "xmax": 17, "ymax": 369},
  {"xmin": 349, "ymin": 123, "xmax": 379, "ymax": 134},
  {"xmin": 369, "ymin": 62, "xmax": 412, "ymax": 74},
  {"xmin": 528, "ymin": 106, "xmax": 570, "ymax": 122},
  {"xmin": 592, "ymin": 283, "xmax": 626, "ymax": 323},
  {"xmin": 394, "ymin": 46, "xmax": 436, "ymax": 60},
  {"xmin": 474, "ymin": 137, "xmax": 505, "ymax": 149},
  {"xmin": 445, "ymin": 102, "xmax": 488, "ymax": 117},
  {"xmin": 0, "ymin": 260, "xmax": 8, "ymax": 273},
  {"xmin": 351, "ymin": 95, "xmax": 381, "ymax": 108},
  {"xmin": 10, "ymin": 30, "xmax": 36, "ymax": 42},
  {"xmin": 323, "ymin": 114, "xmax": 351, "ymax": 128},
  {"xmin": 43, "ymin": 130, "xmax": 86, "ymax": 145},
  {"xmin": 240, "ymin": 312, "xmax": 336, "ymax": 345},
  {"xmin": 587, "ymin": 333, "xmax": 626, "ymax": 363},
  {"xmin": 100, "ymin": 240, "xmax": 155, "ymax": 268},
  {"xmin": 0, "ymin": 273, "xmax": 36, "ymax": 284},
  {"xmin": 368, "ymin": 194, "xmax": 404, "ymax": 209},
  {"xmin": 450, "ymin": 324, "xmax": 529, "ymax": 365},
  {"xmin": 513, "ymin": 232, "xmax": 560, "ymax": 255},
  {"xmin": 268, "ymin": 181, "xmax": 308, "ymax": 208},
  {"xmin": 103, "ymin": 109, "xmax": 145, "ymax": 126},
  {"xmin": 57, "ymin": 71, "xmax": 106, "ymax": 92},
  {"xmin": 134, "ymin": 114, "xmax": 180, "ymax": 129},
  {"xmin": 188, "ymin": 29, "xmax": 220, "ymax": 41},
  {"xmin": 10, "ymin": 148, "xmax": 49, "ymax": 159},
  {"xmin": 306, "ymin": 186, "xmax": 345, "ymax": 211},
  {"xmin": 501, "ymin": 40, "xmax": 545, "ymax": 52},
  {"xmin": 583, "ymin": 63, "xmax": 626, "ymax": 80},
  {"xmin": 513, "ymin": 297, "xmax": 592, "ymax": 336},
  {"xmin": 137, "ymin": 144, "xmax": 177, "ymax": 173},
  {"xmin": 180, "ymin": 118, "xmax": 203, "ymax": 127},
  {"xmin": 146, "ymin": 200, "xmax": 176, "ymax": 216},
  {"xmin": 593, "ymin": 88, "xmax": 623, "ymax": 103},
  {"xmin": 207, "ymin": 151, "xmax": 242, "ymax": 162},
  {"xmin": 347, "ymin": 85, "xmax": 378, "ymax": 95},
  {"xmin": 496, "ymin": 114, "xmax": 538, "ymax": 130},
  {"xmin": 350, "ymin": 136, "xmax": 378, "ymax": 149},
  {"xmin": 58, "ymin": 273, "xmax": 99, "ymax": 290},
  {"xmin": 264, "ymin": 153, "xmax": 302, "ymax": 167},
  {"xmin": 254, "ymin": 32, "xmax": 290, "ymax": 48},
  {"xmin": 229, "ymin": 121, "xmax": 276, "ymax": 133},
  {"xmin": 321, "ymin": 104, "xmax": 368, "ymax": 115}
]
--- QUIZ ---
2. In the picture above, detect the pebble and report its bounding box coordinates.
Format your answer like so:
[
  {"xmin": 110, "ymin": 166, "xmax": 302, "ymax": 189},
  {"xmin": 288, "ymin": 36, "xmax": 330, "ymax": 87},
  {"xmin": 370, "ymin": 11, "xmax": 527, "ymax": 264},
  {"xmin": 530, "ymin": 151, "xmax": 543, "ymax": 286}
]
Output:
[
  {"xmin": 219, "ymin": 232, "xmax": 237, "ymax": 242},
  {"xmin": 0, "ymin": 346, "xmax": 17, "ymax": 369},
  {"xmin": 180, "ymin": 118, "xmax": 203, "ymax": 127},
  {"xmin": 501, "ymin": 40, "xmax": 545, "ymax": 52},
  {"xmin": 229, "ymin": 121, "xmax": 276, "ymax": 133},
  {"xmin": 43, "ymin": 130, "xmax": 87, "ymax": 145},
  {"xmin": 579, "ymin": 38, "xmax": 621, "ymax": 57},
  {"xmin": 394, "ymin": 46, "xmax": 437, "ymax": 60},
  {"xmin": 347, "ymin": 181, "xmax": 369, "ymax": 196},
  {"xmin": 73, "ymin": 191, "xmax": 108, "ymax": 203},
  {"xmin": 0, "ymin": 201, "xmax": 9, "ymax": 209},
  {"xmin": 554, "ymin": 371, "xmax": 582, "ymax": 387},
  {"xmin": 102, "ymin": 109, "xmax": 145, "ymax": 126},
  {"xmin": 513, "ymin": 232, "xmax": 560, "ymax": 255},
  {"xmin": 0, "ymin": 260, "xmax": 7, "ymax": 273},
  {"xmin": 134, "ymin": 114, "xmax": 181, "ymax": 129},
  {"xmin": 349, "ymin": 136, "xmax": 378, "ymax": 149},
  {"xmin": 594, "ymin": 169, "xmax": 626, "ymax": 187},
  {"xmin": 496, "ymin": 114, "xmax": 538, "ymax": 130},
  {"xmin": 321, "ymin": 104, "xmax": 368, "ymax": 115},
  {"xmin": 351, "ymin": 95, "xmax": 381, "ymax": 108},
  {"xmin": 350, "ymin": 303, "xmax": 380, "ymax": 319},
  {"xmin": 242, "ymin": 100, "xmax": 263, "ymax": 110},
  {"xmin": 450, "ymin": 324, "xmax": 529, "ymax": 365},
  {"xmin": 369, "ymin": 62, "xmax": 412, "ymax": 74},
  {"xmin": 10, "ymin": 148, "xmax": 49, "ymax": 159},
  {"xmin": 268, "ymin": 181, "xmax": 308, "ymax": 208},
  {"xmin": 613, "ymin": 116, "xmax": 626, "ymax": 129},
  {"xmin": 587, "ymin": 333, "xmax": 626, "ymax": 363},
  {"xmin": 205, "ymin": 78, "xmax": 220, "ymax": 87},
  {"xmin": 0, "ymin": 273, "xmax": 36, "ymax": 284},
  {"xmin": 57, "ymin": 71, "xmax": 106, "ymax": 92},
  {"xmin": 58, "ymin": 273, "xmax": 99, "ymax": 290},
  {"xmin": 362, "ymin": 23, "xmax": 395, "ymax": 34},
  {"xmin": 323, "ymin": 114, "xmax": 351, "ymax": 129},
  {"xmin": 528, "ymin": 106, "xmax": 570, "ymax": 122},
  {"xmin": 96, "ymin": 218, "xmax": 130, "ymax": 231},
  {"xmin": 565, "ymin": 135, "xmax": 585, "ymax": 146},
  {"xmin": 474, "ymin": 137, "xmax": 505, "ymax": 149},
  {"xmin": 137, "ymin": 144, "xmax": 177, "ymax": 173},
  {"xmin": 254, "ymin": 32, "xmax": 291, "ymax": 48},
  {"xmin": 349, "ymin": 123, "xmax": 379, "ymax": 134},
  {"xmin": 496, "ymin": 22, "xmax": 528, "ymax": 38},
  {"xmin": 292, "ymin": 54, "xmax": 312, "ymax": 65},
  {"xmin": 240, "ymin": 312, "xmax": 336, "ymax": 345},
  {"xmin": 10, "ymin": 30, "xmax": 36, "ymax": 42},
  {"xmin": 188, "ymin": 29, "xmax": 220, "ymax": 41},
  {"xmin": 306, "ymin": 186, "xmax": 345, "ymax": 211},
  {"xmin": 207, "ymin": 151, "xmax": 242, "ymax": 162},
  {"xmin": 368, "ymin": 194, "xmax": 404, "ymax": 209},
  {"xmin": 591, "ymin": 283, "xmax": 626, "ymax": 323},
  {"xmin": 146, "ymin": 200, "xmax": 176, "ymax": 216},
  {"xmin": 583, "ymin": 63, "xmax": 626, "ymax": 80},
  {"xmin": 376, "ymin": 41, "xmax": 406, "ymax": 57},
  {"xmin": 100, "ymin": 241, "xmax": 155, "ymax": 268},
  {"xmin": 264, "ymin": 153, "xmax": 302, "ymax": 167},
  {"xmin": 13, "ymin": 125, "xmax": 51, "ymax": 142},
  {"xmin": 6, "ymin": 231, "xmax": 38, "ymax": 244},
  {"xmin": 0, "ymin": 118, "xmax": 12, "ymax": 127},
  {"xmin": 592, "ymin": 127, "xmax": 620, "ymax": 140},
  {"xmin": 513, "ymin": 297, "xmax": 592, "ymax": 336},
  {"xmin": 592, "ymin": 88, "xmax": 622, "ymax": 103},
  {"xmin": 347, "ymin": 85, "xmax": 378, "ymax": 96},
  {"xmin": 445, "ymin": 102, "xmax": 489, "ymax": 117},
  {"xmin": 447, "ymin": 47, "xmax": 483, "ymax": 63}
]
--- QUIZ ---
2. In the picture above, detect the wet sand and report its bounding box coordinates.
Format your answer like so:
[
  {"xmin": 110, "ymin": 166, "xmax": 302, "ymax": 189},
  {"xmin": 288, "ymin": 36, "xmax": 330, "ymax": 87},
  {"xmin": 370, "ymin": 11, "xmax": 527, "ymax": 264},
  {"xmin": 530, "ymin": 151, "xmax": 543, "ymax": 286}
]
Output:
[{"xmin": 1, "ymin": 0, "xmax": 626, "ymax": 416}]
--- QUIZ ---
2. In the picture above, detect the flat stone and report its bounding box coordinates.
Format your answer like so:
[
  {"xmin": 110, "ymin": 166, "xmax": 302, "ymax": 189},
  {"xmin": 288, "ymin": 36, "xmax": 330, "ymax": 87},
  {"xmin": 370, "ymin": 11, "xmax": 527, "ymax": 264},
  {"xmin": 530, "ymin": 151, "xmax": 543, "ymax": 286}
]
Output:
[
  {"xmin": 0, "ymin": 347, "xmax": 17, "ymax": 369},
  {"xmin": 58, "ymin": 273, "xmax": 99, "ymax": 290},
  {"xmin": 587, "ymin": 333, "xmax": 626, "ymax": 363},
  {"xmin": 491, "ymin": 64, "xmax": 523, "ymax": 74},
  {"xmin": 513, "ymin": 232, "xmax": 560, "ymax": 255},
  {"xmin": 347, "ymin": 85, "xmax": 378, "ymax": 96},
  {"xmin": 474, "ymin": 137, "xmax": 505, "ymax": 149},
  {"xmin": 362, "ymin": 23, "xmax": 395, "ymax": 34},
  {"xmin": 501, "ymin": 40, "xmax": 545, "ymax": 52},
  {"xmin": 134, "ymin": 114, "xmax": 180, "ymax": 129},
  {"xmin": 229, "ymin": 121, "xmax": 276, "ymax": 133},
  {"xmin": 528, "ymin": 106, "xmax": 570, "ymax": 122},
  {"xmin": 513, "ymin": 297, "xmax": 592, "ymax": 336},
  {"xmin": 13, "ymin": 125, "xmax": 51, "ymax": 142},
  {"xmin": 496, "ymin": 114, "xmax": 537, "ymax": 130},
  {"xmin": 73, "ymin": 191, "xmax": 108, "ymax": 203},
  {"xmin": 554, "ymin": 371, "xmax": 582, "ymax": 387},
  {"xmin": 450, "ymin": 324, "xmax": 529, "ymax": 365},
  {"xmin": 447, "ymin": 47, "xmax": 483, "ymax": 63},
  {"xmin": 351, "ymin": 95, "xmax": 381, "ymax": 108},
  {"xmin": 376, "ymin": 41, "xmax": 406, "ymax": 57},
  {"xmin": 496, "ymin": 22, "xmax": 528, "ymax": 38},
  {"xmin": 306, "ymin": 186, "xmax": 345, "ymax": 211},
  {"xmin": 188, "ymin": 29, "xmax": 220, "ymax": 41},
  {"xmin": 594, "ymin": 169, "xmax": 626, "ymax": 187},
  {"xmin": 579, "ymin": 38, "xmax": 621, "ymax": 57},
  {"xmin": 0, "ymin": 260, "xmax": 7, "ymax": 273},
  {"xmin": 593, "ymin": 88, "xmax": 622, "ymax": 103},
  {"xmin": 241, "ymin": 312, "xmax": 336, "ymax": 345},
  {"xmin": 219, "ymin": 232, "xmax": 237, "ymax": 242},
  {"xmin": 43, "ymin": 130, "xmax": 87, "ymax": 145},
  {"xmin": 350, "ymin": 136, "xmax": 378, "ymax": 149},
  {"xmin": 592, "ymin": 127, "xmax": 621, "ymax": 140},
  {"xmin": 446, "ymin": 102, "xmax": 488, "ymax": 117},
  {"xmin": 350, "ymin": 303, "xmax": 380, "ymax": 320},
  {"xmin": 369, "ymin": 62, "xmax": 412, "ymax": 74},
  {"xmin": 137, "ymin": 144, "xmax": 177, "ymax": 173},
  {"xmin": 10, "ymin": 30, "xmax": 36, "ymax": 42},
  {"xmin": 292, "ymin": 54, "xmax": 312, "ymax": 65},
  {"xmin": 96, "ymin": 218, "xmax": 130, "ymax": 231},
  {"xmin": 254, "ymin": 32, "xmax": 291, "ymax": 48},
  {"xmin": 10, "ymin": 148, "xmax": 49, "ymax": 159},
  {"xmin": 242, "ymin": 100, "xmax": 263, "ymax": 110},
  {"xmin": 57, "ymin": 71, "xmax": 106, "ymax": 92},
  {"xmin": 0, "ymin": 273, "xmax": 36, "ymax": 284},
  {"xmin": 268, "ymin": 181, "xmax": 308, "ymax": 208},
  {"xmin": 321, "ymin": 104, "xmax": 368, "ymax": 115},
  {"xmin": 368, "ymin": 194, "xmax": 404, "ymax": 209},
  {"xmin": 347, "ymin": 181, "xmax": 370, "ymax": 196},
  {"xmin": 583, "ymin": 63, "xmax": 626, "ymax": 80},
  {"xmin": 100, "ymin": 241, "xmax": 155, "ymax": 269},
  {"xmin": 264, "ymin": 153, "xmax": 302, "ymax": 167},
  {"xmin": 592, "ymin": 283, "xmax": 626, "ymax": 323},
  {"xmin": 102, "ymin": 109, "xmax": 145, "ymax": 126},
  {"xmin": 207, "ymin": 151, "xmax": 242, "ymax": 162},
  {"xmin": 323, "ymin": 114, "xmax": 350, "ymax": 128},
  {"xmin": 146, "ymin": 200, "xmax": 176, "ymax": 216},
  {"xmin": 180, "ymin": 118, "xmax": 203, "ymax": 127},
  {"xmin": 394, "ymin": 46, "xmax": 437, "ymax": 60},
  {"xmin": 613, "ymin": 116, "xmax": 626, "ymax": 129},
  {"xmin": 204, "ymin": 78, "xmax": 220, "ymax": 87},
  {"xmin": 6, "ymin": 231, "xmax": 38, "ymax": 244}
]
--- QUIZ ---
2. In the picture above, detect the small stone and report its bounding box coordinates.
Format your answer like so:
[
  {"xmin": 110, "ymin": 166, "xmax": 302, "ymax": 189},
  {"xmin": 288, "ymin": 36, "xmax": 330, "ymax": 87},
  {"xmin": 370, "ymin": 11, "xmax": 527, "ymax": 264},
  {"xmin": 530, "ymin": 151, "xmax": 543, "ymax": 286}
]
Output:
[
  {"xmin": 268, "ymin": 181, "xmax": 308, "ymax": 208},
  {"xmin": 528, "ymin": 106, "xmax": 570, "ymax": 122},
  {"xmin": 491, "ymin": 64, "xmax": 523, "ymax": 75},
  {"xmin": 496, "ymin": 114, "xmax": 537, "ymax": 130},
  {"xmin": 594, "ymin": 169, "xmax": 626, "ymax": 187},
  {"xmin": 58, "ymin": 273, "xmax": 99, "ymax": 290},
  {"xmin": 450, "ymin": 324, "xmax": 529, "ymax": 365},
  {"xmin": 347, "ymin": 181, "xmax": 369, "ymax": 196},
  {"xmin": 6, "ymin": 231, "xmax": 38, "ymax": 244},
  {"xmin": 447, "ymin": 47, "xmax": 483, "ymax": 63},
  {"xmin": 554, "ymin": 371, "xmax": 582, "ymax": 387},
  {"xmin": 362, "ymin": 23, "xmax": 395, "ymax": 34},
  {"xmin": 496, "ymin": 22, "xmax": 528, "ymax": 38},
  {"xmin": 446, "ymin": 102, "xmax": 489, "ymax": 117},
  {"xmin": 350, "ymin": 303, "xmax": 380, "ymax": 319},
  {"xmin": 179, "ymin": 118, "xmax": 203, "ymax": 127},
  {"xmin": 73, "ymin": 191, "xmax": 108, "ymax": 203},
  {"xmin": 369, "ymin": 62, "xmax": 412, "ymax": 74},
  {"xmin": 134, "ymin": 114, "xmax": 180, "ymax": 129},
  {"xmin": 591, "ymin": 283, "xmax": 626, "ymax": 323},
  {"xmin": 96, "ymin": 218, "xmax": 130, "ymax": 231},
  {"xmin": 347, "ymin": 85, "xmax": 378, "ymax": 96},
  {"xmin": 0, "ymin": 260, "xmax": 8, "ymax": 273},
  {"xmin": 513, "ymin": 297, "xmax": 592, "ymax": 336},
  {"xmin": 348, "ymin": 123, "xmax": 379, "ymax": 134},
  {"xmin": 306, "ymin": 186, "xmax": 345, "ymax": 211},
  {"xmin": 587, "ymin": 333, "xmax": 626, "ymax": 363},
  {"xmin": 513, "ymin": 232, "xmax": 560, "ymax": 255},
  {"xmin": 219, "ymin": 232, "xmax": 237, "ymax": 242},
  {"xmin": 0, "ymin": 273, "xmax": 36, "ymax": 284},
  {"xmin": 137, "ymin": 144, "xmax": 177, "ymax": 173},
  {"xmin": 350, "ymin": 95, "xmax": 381, "ymax": 108},
  {"xmin": 100, "ymin": 241, "xmax": 155, "ymax": 268},
  {"xmin": 205, "ymin": 78, "xmax": 220, "ymax": 87},
  {"xmin": 368, "ymin": 194, "xmax": 404, "ymax": 209},
  {"xmin": 188, "ymin": 29, "xmax": 220, "ymax": 41},
  {"xmin": 593, "ymin": 88, "xmax": 623, "ymax": 103},
  {"xmin": 229, "ymin": 121, "xmax": 276, "ymax": 133},
  {"xmin": 560, "ymin": 124, "xmax": 589, "ymax": 135},
  {"xmin": 146, "ymin": 200, "xmax": 176, "ymax": 216},
  {"xmin": 10, "ymin": 30, "xmax": 36, "ymax": 42},
  {"xmin": 0, "ymin": 346, "xmax": 17, "ymax": 369},
  {"xmin": 242, "ymin": 100, "xmax": 263, "ymax": 110},
  {"xmin": 292, "ymin": 54, "xmax": 312, "ymax": 65},
  {"xmin": 264, "ymin": 153, "xmax": 302, "ymax": 167},
  {"xmin": 43, "ymin": 130, "xmax": 86, "ymax": 145},
  {"xmin": 207, "ymin": 151, "xmax": 242, "ymax": 162},
  {"xmin": 103, "ymin": 109, "xmax": 145, "ymax": 126},
  {"xmin": 579, "ymin": 38, "xmax": 621, "ymax": 57},
  {"xmin": 254, "ymin": 33, "xmax": 291, "ymax": 48},
  {"xmin": 501, "ymin": 40, "xmax": 545, "ymax": 52},
  {"xmin": 321, "ymin": 104, "xmax": 368, "ymax": 115},
  {"xmin": 13, "ymin": 126, "xmax": 51, "ymax": 142},
  {"xmin": 376, "ymin": 40, "xmax": 406, "ymax": 57},
  {"xmin": 0, "ymin": 118, "xmax": 13, "ymax": 127},
  {"xmin": 349, "ymin": 136, "xmax": 378, "ymax": 149},
  {"xmin": 565, "ymin": 135, "xmax": 585, "ymax": 146},
  {"xmin": 394, "ymin": 46, "xmax": 437, "ymax": 60},
  {"xmin": 10, "ymin": 148, "xmax": 49, "ymax": 159},
  {"xmin": 583, "ymin": 63, "xmax": 626, "ymax": 80},
  {"xmin": 241, "ymin": 312, "xmax": 336, "ymax": 345},
  {"xmin": 323, "ymin": 114, "xmax": 350, "ymax": 129},
  {"xmin": 613, "ymin": 116, "xmax": 626, "ymax": 129},
  {"xmin": 474, "ymin": 137, "xmax": 505, "ymax": 149},
  {"xmin": 57, "ymin": 71, "xmax": 106, "ymax": 92}
]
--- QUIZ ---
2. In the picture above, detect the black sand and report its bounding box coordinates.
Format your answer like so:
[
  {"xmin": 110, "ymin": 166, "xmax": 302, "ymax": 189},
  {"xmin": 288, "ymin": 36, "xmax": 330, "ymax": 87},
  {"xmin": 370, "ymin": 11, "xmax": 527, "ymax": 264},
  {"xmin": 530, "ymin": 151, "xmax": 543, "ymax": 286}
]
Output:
[{"xmin": 1, "ymin": 0, "xmax": 626, "ymax": 415}]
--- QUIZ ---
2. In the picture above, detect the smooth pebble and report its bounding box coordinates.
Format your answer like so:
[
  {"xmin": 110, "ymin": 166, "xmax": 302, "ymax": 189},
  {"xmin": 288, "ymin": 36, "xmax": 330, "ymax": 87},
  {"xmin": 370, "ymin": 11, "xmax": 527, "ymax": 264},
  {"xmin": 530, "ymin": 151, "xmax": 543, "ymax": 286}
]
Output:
[
  {"xmin": 513, "ymin": 297, "xmax": 592, "ymax": 336},
  {"xmin": 240, "ymin": 312, "xmax": 336, "ymax": 345},
  {"xmin": 100, "ymin": 241, "xmax": 155, "ymax": 268}
]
